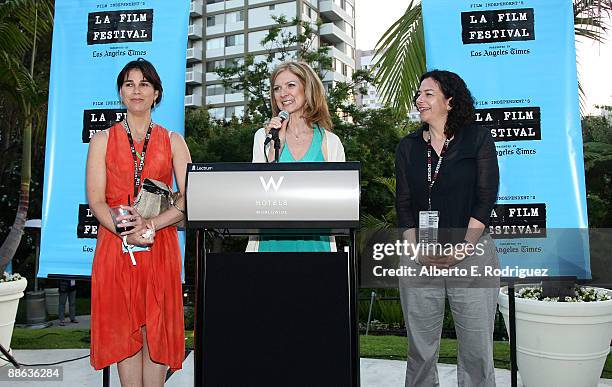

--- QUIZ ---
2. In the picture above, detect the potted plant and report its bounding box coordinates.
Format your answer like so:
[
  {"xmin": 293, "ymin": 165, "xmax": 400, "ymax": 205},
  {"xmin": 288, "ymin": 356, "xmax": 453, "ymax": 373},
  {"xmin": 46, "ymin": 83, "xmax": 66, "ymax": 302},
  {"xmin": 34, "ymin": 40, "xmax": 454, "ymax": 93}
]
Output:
[
  {"xmin": 0, "ymin": 272, "xmax": 27, "ymax": 367},
  {"xmin": 498, "ymin": 285, "xmax": 612, "ymax": 387}
]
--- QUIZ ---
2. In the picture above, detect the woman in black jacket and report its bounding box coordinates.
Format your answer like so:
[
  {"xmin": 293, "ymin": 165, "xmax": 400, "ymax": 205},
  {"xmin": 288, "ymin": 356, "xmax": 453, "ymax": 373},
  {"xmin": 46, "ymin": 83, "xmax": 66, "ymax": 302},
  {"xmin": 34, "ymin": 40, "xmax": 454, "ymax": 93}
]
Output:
[{"xmin": 395, "ymin": 70, "xmax": 500, "ymax": 387}]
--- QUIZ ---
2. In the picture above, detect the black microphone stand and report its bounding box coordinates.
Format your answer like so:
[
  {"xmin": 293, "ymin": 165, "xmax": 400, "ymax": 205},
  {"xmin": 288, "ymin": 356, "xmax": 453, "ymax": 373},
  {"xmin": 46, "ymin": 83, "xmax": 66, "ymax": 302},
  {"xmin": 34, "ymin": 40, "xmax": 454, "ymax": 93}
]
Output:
[
  {"xmin": 0, "ymin": 343, "xmax": 20, "ymax": 368},
  {"xmin": 272, "ymin": 130, "xmax": 281, "ymax": 162}
]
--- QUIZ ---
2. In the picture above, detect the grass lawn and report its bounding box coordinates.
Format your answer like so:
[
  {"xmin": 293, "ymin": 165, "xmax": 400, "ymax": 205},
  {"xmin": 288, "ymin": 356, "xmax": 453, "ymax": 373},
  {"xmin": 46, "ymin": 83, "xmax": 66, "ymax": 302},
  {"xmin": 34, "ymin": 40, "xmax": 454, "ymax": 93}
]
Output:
[
  {"xmin": 11, "ymin": 330, "xmax": 612, "ymax": 378},
  {"xmin": 11, "ymin": 328, "xmax": 91, "ymax": 349},
  {"xmin": 15, "ymin": 297, "xmax": 91, "ymax": 324}
]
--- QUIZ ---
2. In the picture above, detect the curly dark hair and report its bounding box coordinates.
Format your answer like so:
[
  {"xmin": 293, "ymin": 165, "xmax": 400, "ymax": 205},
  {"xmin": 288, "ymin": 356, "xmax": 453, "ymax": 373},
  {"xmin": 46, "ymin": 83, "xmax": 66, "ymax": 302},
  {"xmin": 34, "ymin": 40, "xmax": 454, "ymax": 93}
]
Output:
[{"xmin": 413, "ymin": 70, "xmax": 475, "ymax": 138}]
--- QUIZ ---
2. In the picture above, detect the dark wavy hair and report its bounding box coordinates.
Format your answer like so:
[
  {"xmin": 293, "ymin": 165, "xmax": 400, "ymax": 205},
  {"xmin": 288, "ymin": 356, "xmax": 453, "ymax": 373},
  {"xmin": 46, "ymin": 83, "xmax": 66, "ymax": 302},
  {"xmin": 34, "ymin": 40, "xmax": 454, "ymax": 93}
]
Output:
[
  {"xmin": 413, "ymin": 70, "xmax": 475, "ymax": 138},
  {"xmin": 116, "ymin": 58, "xmax": 163, "ymax": 108}
]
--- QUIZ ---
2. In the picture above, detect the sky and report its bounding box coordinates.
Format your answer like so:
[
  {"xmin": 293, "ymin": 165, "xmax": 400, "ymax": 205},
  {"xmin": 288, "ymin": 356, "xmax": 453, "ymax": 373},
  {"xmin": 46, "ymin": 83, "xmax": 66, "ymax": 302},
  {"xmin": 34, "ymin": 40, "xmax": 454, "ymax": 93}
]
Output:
[{"xmin": 355, "ymin": 1, "xmax": 612, "ymax": 115}]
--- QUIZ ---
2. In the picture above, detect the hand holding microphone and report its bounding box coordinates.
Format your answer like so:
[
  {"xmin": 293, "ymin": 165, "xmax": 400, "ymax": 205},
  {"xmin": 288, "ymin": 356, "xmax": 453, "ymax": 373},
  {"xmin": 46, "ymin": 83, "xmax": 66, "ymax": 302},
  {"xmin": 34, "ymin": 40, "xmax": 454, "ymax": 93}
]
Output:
[{"xmin": 264, "ymin": 110, "xmax": 289, "ymax": 146}]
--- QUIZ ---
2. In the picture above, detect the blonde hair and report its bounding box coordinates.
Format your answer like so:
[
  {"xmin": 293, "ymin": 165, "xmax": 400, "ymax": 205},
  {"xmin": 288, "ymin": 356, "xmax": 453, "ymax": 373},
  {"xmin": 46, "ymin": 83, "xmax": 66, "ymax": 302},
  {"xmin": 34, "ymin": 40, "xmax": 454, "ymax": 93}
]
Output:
[{"xmin": 269, "ymin": 61, "xmax": 333, "ymax": 131}]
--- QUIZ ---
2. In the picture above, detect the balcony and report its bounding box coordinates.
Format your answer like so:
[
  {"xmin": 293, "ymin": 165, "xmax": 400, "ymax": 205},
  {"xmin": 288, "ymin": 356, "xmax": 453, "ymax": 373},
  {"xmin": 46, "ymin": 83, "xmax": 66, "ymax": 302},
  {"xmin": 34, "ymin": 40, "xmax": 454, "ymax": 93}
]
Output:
[
  {"xmin": 188, "ymin": 24, "xmax": 203, "ymax": 40},
  {"xmin": 323, "ymin": 71, "xmax": 348, "ymax": 83},
  {"xmin": 205, "ymin": 95, "xmax": 224, "ymax": 105},
  {"xmin": 330, "ymin": 46, "xmax": 355, "ymax": 68},
  {"xmin": 190, "ymin": 0, "xmax": 203, "ymax": 17},
  {"xmin": 319, "ymin": 0, "xmax": 351, "ymax": 22},
  {"xmin": 320, "ymin": 22, "xmax": 353, "ymax": 45},
  {"xmin": 186, "ymin": 47, "xmax": 202, "ymax": 63},
  {"xmin": 186, "ymin": 70, "xmax": 203, "ymax": 85},
  {"xmin": 185, "ymin": 94, "xmax": 203, "ymax": 107}
]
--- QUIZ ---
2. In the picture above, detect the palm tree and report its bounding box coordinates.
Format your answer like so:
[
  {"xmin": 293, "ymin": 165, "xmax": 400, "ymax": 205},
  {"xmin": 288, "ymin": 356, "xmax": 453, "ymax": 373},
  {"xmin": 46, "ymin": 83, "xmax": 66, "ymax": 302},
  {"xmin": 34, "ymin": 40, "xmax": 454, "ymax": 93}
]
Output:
[
  {"xmin": 373, "ymin": 0, "xmax": 612, "ymax": 117},
  {"xmin": 0, "ymin": 0, "xmax": 53, "ymax": 274}
]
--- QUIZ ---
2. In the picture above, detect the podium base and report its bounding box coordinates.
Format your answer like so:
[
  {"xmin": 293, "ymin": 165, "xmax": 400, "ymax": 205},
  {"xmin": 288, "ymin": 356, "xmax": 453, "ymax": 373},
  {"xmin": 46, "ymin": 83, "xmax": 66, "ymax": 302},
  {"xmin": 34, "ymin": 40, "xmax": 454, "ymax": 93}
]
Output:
[{"xmin": 197, "ymin": 252, "xmax": 357, "ymax": 386}]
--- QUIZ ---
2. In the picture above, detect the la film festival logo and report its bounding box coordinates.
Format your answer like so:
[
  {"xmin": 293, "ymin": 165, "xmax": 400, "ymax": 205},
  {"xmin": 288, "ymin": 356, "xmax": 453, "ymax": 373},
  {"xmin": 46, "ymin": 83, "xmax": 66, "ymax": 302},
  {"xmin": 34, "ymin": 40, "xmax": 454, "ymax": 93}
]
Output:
[
  {"xmin": 475, "ymin": 107, "xmax": 541, "ymax": 142},
  {"xmin": 82, "ymin": 109, "xmax": 127, "ymax": 143},
  {"xmin": 461, "ymin": 8, "xmax": 535, "ymax": 44},
  {"xmin": 77, "ymin": 204, "xmax": 99, "ymax": 239},
  {"xmin": 87, "ymin": 9, "xmax": 154, "ymax": 45},
  {"xmin": 489, "ymin": 203, "xmax": 547, "ymax": 238}
]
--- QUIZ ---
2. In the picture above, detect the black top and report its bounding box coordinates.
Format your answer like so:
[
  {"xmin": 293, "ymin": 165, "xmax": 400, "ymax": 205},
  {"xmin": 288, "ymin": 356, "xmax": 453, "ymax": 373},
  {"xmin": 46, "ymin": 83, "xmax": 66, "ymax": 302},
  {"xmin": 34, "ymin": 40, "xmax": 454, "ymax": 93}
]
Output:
[{"xmin": 395, "ymin": 125, "xmax": 499, "ymax": 233}]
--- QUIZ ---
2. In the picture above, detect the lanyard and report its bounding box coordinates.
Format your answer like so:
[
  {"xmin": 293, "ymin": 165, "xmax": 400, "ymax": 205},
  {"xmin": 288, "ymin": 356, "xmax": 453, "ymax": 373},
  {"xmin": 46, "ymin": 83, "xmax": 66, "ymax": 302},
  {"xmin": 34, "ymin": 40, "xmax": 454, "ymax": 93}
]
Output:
[
  {"xmin": 124, "ymin": 120, "xmax": 154, "ymax": 198},
  {"xmin": 427, "ymin": 131, "xmax": 450, "ymax": 210}
]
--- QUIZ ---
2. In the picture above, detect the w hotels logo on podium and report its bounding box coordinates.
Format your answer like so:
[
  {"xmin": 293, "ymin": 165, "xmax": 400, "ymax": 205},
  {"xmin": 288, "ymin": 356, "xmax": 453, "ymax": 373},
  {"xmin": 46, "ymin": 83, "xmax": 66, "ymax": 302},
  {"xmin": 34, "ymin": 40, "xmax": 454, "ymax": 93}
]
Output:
[{"xmin": 259, "ymin": 176, "xmax": 284, "ymax": 192}]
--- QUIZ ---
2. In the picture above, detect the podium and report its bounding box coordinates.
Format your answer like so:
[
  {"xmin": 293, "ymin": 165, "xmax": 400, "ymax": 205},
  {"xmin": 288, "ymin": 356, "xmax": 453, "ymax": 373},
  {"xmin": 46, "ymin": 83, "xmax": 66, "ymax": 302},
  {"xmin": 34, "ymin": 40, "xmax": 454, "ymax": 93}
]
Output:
[{"xmin": 186, "ymin": 162, "xmax": 361, "ymax": 387}]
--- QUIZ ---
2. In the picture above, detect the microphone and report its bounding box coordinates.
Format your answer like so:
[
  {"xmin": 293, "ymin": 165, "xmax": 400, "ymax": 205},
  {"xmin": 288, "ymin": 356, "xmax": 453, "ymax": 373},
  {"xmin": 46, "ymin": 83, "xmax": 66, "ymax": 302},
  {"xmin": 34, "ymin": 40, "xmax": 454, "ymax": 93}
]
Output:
[{"xmin": 264, "ymin": 110, "xmax": 290, "ymax": 146}]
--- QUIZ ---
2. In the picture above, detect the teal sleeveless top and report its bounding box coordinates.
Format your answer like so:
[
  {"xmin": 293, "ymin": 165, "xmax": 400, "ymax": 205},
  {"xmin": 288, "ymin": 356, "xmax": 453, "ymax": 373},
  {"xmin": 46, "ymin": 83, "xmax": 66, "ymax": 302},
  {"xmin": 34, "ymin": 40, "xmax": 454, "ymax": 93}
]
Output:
[{"xmin": 258, "ymin": 126, "xmax": 331, "ymax": 252}]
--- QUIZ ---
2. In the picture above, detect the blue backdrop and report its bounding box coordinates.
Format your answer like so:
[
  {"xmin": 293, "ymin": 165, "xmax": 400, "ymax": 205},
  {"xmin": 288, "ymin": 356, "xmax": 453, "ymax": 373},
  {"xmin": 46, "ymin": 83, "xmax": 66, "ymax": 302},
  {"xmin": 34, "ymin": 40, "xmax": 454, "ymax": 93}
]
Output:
[
  {"xmin": 422, "ymin": 0, "xmax": 590, "ymax": 278},
  {"xmin": 40, "ymin": 0, "xmax": 189, "ymax": 277}
]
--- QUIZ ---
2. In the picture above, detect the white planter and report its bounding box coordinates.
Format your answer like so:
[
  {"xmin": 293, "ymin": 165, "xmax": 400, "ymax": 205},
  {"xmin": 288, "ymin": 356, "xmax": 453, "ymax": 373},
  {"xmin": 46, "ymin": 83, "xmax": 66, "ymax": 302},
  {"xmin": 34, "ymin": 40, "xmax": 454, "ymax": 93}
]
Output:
[
  {"xmin": 498, "ymin": 286, "xmax": 612, "ymax": 387},
  {"xmin": 0, "ymin": 278, "xmax": 27, "ymax": 367}
]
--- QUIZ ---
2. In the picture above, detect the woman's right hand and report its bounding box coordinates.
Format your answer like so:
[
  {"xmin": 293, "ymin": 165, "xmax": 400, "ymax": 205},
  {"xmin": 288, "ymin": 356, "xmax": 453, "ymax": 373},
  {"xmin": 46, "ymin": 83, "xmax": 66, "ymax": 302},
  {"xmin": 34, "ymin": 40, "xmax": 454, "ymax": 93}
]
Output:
[
  {"xmin": 115, "ymin": 205, "xmax": 144, "ymax": 236},
  {"xmin": 265, "ymin": 115, "xmax": 289, "ymax": 145}
]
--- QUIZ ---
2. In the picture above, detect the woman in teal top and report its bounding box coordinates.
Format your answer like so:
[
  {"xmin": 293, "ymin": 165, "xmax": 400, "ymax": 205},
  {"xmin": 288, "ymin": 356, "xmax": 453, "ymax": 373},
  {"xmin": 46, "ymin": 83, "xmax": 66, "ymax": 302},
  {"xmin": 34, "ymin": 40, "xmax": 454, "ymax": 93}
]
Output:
[{"xmin": 249, "ymin": 61, "xmax": 346, "ymax": 253}]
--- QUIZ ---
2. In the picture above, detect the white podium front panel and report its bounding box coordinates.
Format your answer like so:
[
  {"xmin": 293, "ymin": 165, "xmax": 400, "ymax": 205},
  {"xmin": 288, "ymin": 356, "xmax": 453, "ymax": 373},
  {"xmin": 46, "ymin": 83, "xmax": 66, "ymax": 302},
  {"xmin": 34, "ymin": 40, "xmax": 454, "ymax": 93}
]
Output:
[{"xmin": 186, "ymin": 162, "xmax": 360, "ymax": 229}]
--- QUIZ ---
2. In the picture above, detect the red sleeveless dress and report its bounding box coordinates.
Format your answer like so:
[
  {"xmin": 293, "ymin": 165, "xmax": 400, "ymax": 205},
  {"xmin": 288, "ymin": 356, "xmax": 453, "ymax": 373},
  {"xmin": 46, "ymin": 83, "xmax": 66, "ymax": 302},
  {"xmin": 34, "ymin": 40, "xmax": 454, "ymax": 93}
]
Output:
[{"xmin": 90, "ymin": 122, "xmax": 184, "ymax": 371}]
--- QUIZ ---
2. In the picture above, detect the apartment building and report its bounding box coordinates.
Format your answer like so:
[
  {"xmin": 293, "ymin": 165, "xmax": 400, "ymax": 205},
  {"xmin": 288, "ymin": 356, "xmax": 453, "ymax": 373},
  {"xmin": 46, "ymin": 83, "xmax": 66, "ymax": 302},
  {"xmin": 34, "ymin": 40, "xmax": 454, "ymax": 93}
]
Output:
[
  {"xmin": 356, "ymin": 48, "xmax": 420, "ymax": 121},
  {"xmin": 187, "ymin": 0, "xmax": 357, "ymax": 120}
]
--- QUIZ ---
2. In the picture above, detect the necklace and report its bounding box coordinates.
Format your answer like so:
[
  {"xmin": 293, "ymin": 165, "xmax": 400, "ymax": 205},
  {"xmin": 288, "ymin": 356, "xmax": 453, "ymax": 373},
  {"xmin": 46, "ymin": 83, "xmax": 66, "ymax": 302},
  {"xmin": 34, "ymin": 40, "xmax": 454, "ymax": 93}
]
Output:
[{"xmin": 287, "ymin": 123, "xmax": 310, "ymax": 143}]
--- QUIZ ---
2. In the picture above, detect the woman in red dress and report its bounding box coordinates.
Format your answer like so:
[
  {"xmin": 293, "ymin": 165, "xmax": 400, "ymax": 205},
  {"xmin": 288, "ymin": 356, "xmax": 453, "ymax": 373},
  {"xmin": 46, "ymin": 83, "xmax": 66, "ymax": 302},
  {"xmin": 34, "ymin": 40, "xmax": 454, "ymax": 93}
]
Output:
[{"xmin": 86, "ymin": 58, "xmax": 191, "ymax": 386}]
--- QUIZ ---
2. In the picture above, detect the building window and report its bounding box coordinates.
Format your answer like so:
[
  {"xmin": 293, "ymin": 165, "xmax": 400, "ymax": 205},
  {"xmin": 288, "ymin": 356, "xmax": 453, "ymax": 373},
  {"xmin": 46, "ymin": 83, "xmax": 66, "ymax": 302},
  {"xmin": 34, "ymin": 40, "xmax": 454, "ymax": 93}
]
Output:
[
  {"xmin": 207, "ymin": 14, "xmax": 223, "ymax": 27},
  {"xmin": 206, "ymin": 0, "xmax": 223, "ymax": 4},
  {"xmin": 210, "ymin": 107, "xmax": 224, "ymax": 120},
  {"xmin": 226, "ymin": 82, "xmax": 241, "ymax": 94},
  {"xmin": 206, "ymin": 37, "xmax": 224, "ymax": 50},
  {"xmin": 225, "ymin": 34, "xmax": 244, "ymax": 47},
  {"xmin": 341, "ymin": 63, "xmax": 347, "ymax": 76},
  {"xmin": 345, "ymin": 2, "xmax": 354, "ymax": 18},
  {"xmin": 206, "ymin": 84, "xmax": 225, "ymax": 96},
  {"xmin": 206, "ymin": 60, "xmax": 224, "ymax": 72},
  {"xmin": 225, "ymin": 57, "xmax": 242, "ymax": 69},
  {"xmin": 225, "ymin": 106, "xmax": 236, "ymax": 118},
  {"xmin": 226, "ymin": 10, "xmax": 244, "ymax": 23},
  {"xmin": 303, "ymin": 4, "xmax": 313, "ymax": 18}
]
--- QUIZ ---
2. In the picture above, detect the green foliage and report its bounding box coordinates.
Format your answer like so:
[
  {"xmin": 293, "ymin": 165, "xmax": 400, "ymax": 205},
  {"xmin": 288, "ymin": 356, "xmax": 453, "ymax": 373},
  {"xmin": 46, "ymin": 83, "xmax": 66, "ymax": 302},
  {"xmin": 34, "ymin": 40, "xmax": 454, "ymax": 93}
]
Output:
[
  {"xmin": 583, "ymin": 115, "xmax": 612, "ymax": 144},
  {"xmin": 0, "ymin": 0, "xmax": 53, "ymax": 274},
  {"xmin": 372, "ymin": 1, "xmax": 425, "ymax": 118},
  {"xmin": 582, "ymin": 115, "xmax": 612, "ymax": 226},
  {"xmin": 335, "ymin": 109, "xmax": 419, "ymax": 221},
  {"xmin": 185, "ymin": 107, "xmax": 255, "ymax": 163},
  {"xmin": 359, "ymin": 289, "xmax": 404, "ymax": 329}
]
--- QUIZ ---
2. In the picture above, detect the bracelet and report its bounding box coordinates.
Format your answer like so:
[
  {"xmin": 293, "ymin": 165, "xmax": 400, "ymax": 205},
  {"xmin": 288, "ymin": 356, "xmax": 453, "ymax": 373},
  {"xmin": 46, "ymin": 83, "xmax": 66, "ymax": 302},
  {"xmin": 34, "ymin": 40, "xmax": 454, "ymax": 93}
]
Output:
[{"xmin": 171, "ymin": 201, "xmax": 185, "ymax": 214}]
